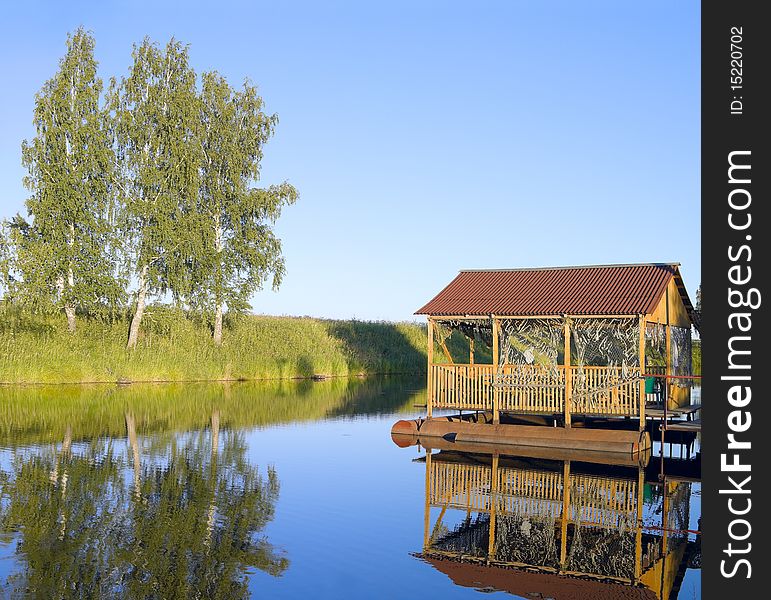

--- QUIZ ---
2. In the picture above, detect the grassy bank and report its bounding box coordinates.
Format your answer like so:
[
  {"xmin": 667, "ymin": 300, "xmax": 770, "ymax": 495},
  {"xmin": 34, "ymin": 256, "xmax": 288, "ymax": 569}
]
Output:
[{"xmin": 0, "ymin": 307, "xmax": 427, "ymax": 384}]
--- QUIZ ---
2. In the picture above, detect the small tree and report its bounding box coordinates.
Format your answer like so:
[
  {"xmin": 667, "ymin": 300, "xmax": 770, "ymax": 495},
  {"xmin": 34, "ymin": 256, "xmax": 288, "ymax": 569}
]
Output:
[
  {"xmin": 109, "ymin": 38, "xmax": 202, "ymax": 349},
  {"xmin": 695, "ymin": 284, "xmax": 701, "ymax": 314},
  {"xmin": 0, "ymin": 220, "xmax": 11, "ymax": 299},
  {"xmin": 11, "ymin": 28, "xmax": 122, "ymax": 331},
  {"xmin": 190, "ymin": 72, "xmax": 297, "ymax": 345}
]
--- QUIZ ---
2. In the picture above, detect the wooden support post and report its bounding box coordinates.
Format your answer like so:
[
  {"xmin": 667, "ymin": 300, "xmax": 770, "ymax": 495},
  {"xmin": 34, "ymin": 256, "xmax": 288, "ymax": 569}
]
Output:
[
  {"xmin": 492, "ymin": 316, "xmax": 500, "ymax": 424},
  {"xmin": 465, "ymin": 473, "xmax": 473, "ymax": 519},
  {"xmin": 469, "ymin": 337, "xmax": 475, "ymax": 365},
  {"xmin": 664, "ymin": 285, "xmax": 672, "ymax": 410},
  {"xmin": 427, "ymin": 318, "xmax": 434, "ymax": 419},
  {"xmin": 665, "ymin": 327, "xmax": 672, "ymax": 409},
  {"xmin": 662, "ymin": 478, "xmax": 670, "ymax": 557},
  {"xmin": 560, "ymin": 460, "xmax": 571, "ymax": 570},
  {"xmin": 633, "ymin": 465, "xmax": 644, "ymax": 583},
  {"xmin": 563, "ymin": 318, "xmax": 572, "ymax": 428},
  {"xmin": 423, "ymin": 450, "xmax": 432, "ymax": 551},
  {"xmin": 638, "ymin": 315, "xmax": 646, "ymax": 432},
  {"xmin": 487, "ymin": 452, "xmax": 499, "ymax": 559}
]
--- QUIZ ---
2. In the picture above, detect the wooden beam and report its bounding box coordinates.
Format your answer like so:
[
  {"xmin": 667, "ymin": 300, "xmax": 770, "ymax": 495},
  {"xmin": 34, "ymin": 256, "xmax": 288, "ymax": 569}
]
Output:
[
  {"xmin": 634, "ymin": 466, "xmax": 644, "ymax": 583},
  {"xmin": 560, "ymin": 460, "xmax": 571, "ymax": 570},
  {"xmin": 563, "ymin": 319, "xmax": 572, "ymax": 428},
  {"xmin": 426, "ymin": 315, "xmax": 492, "ymax": 321},
  {"xmin": 427, "ymin": 318, "xmax": 434, "ymax": 419},
  {"xmin": 487, "ymin": 453, "xmax": 499, "ymax": 559},
  {"xmin": 665, "ymin": 286, "xmax": 672, "ymax": 409},
  {"xmin": 662, "ymin": 479, "xmax": 670, "ymax": 559},
  {"xmin": 438, "ymin": 339, "xmax": 454, "ymax": 364},
  {"xmin": 638, "ymin": 315, "xmax": 646, "ymax": 432},
  {"xmin": 429, "ymin": 503, "xmax": 449, "ymax": 545},
  {"xmin": 424, "ymin": 450, "xmax": 432, "ymax": 551},
  {"xmin": 469, "ymin": 337, "xmax": 475, "ymax": 365},
  {"xmin": 492, "ymin": 317, "xmax": 500, "ymax": 424}
]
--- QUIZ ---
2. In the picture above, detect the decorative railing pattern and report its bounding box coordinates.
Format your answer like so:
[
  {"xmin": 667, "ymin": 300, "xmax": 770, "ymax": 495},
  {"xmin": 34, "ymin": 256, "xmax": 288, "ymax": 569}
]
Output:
[
  {"xmin": 430, "ymin": 364, "xmax": 641, "ymax": 417},
  {"xmin": 429, "ymin": 460, "xmax": 638, "ymax": 529}
]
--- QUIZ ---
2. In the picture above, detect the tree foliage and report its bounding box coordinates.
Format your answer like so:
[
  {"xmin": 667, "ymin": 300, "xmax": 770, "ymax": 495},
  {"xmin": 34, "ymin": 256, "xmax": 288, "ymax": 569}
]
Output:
[
  {"xmin": 9, "ymin": 28, "xmax": 123, "ymax": 329},
  {"xmin": 190, "ymin": 72, "xmax": 297, "ymax": 344},
  {"xmin": 0, "ymin": 427, "xmax": 287, "ymax": 598},
  {"xmin": 695, "ymin": 284, "xmax": 701, "ymax": 314},
  {"xmin": 109, "ymin": 37, "xmax": 203, "ymax": 348},
  {"xmin": 4, "ymin": 31, "xmax": 296, "ymax": 345}
]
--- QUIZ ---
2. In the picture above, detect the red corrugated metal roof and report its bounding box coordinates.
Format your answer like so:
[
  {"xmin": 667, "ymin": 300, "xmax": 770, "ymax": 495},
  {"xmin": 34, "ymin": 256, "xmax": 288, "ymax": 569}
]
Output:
[{"xmin": 416, "ymin": 263, "xmax": 687, "ymax": 317}]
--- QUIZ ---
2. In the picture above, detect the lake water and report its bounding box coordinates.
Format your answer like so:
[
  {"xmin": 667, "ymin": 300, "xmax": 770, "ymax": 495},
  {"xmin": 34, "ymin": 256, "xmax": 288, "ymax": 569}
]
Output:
[{"xmin": 0, "ymin": 377, "xmax": 700, "ymax": 599}]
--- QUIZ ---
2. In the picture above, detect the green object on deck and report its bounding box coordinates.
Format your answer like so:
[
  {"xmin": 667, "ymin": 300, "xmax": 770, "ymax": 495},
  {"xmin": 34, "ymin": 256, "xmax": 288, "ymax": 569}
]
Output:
[{"xmin": 645, "ymin": 377, "xmax": 656, "ymax": 394}]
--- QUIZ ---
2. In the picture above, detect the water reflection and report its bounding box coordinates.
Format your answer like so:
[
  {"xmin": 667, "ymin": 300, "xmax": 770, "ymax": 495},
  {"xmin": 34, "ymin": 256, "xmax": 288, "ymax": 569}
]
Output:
[
  {"xmin": 0, "ymin": 376, "xmax": 426, "ymax": 597},
  {"xmin": 413, "ymin": 440, "xmax": 700, "ymax": 599},
  {"xmin": 0, "ymin": 409, "xmax": 286, "ymax": 598},
  {"xmin": 0, "ymin": 376, "xmax": 425, "ymax": 446}
]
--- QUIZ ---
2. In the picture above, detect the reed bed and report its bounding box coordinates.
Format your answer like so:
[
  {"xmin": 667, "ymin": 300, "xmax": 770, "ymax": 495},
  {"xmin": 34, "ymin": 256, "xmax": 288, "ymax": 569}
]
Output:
[{"xmin": 0, "ymin": 307, "xmax": 427, "ymax": 384}]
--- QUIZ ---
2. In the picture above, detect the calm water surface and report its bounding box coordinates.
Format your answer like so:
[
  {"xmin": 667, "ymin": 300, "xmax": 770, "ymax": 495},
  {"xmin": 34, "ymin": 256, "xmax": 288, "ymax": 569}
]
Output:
[{"xmin": 0, "ymin": 377, "xmax": 701, "ymax": 598}]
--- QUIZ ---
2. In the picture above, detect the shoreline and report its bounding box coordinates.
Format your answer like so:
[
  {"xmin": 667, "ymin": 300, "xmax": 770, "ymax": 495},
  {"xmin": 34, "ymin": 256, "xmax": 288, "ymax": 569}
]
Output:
[{"xmin": 0, "ymin": 370, "xmax": 426, "ymax": 387}]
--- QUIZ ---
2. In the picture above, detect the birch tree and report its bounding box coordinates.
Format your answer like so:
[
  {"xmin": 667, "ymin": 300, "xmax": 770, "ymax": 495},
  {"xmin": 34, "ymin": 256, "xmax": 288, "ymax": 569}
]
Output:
[
  {"xmin": 0, "ymin": 220, "xmax": 11, "ymax": 298},
  {"xmin": 192, "ymin": 73, "xmax": 297, "ymax": 345},
  {"xmin": 109, "ymin": 38, "xmax": 201, "ymax": 349},
  {"xmin": 11, "ymin": 28, "xmax": 122, "ymax": 331}
]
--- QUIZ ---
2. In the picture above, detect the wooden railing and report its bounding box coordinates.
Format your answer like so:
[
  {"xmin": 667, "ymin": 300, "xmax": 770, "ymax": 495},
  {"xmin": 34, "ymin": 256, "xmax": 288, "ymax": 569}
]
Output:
[
  {"xmin": 432, "ymin": 364, "xmax": 495, "ymax": 410},
  {"xmin": 428, "ymin": 459, "xmax": 638, "ymax": 529},
  {"xmin": 496, "ymin": 365, "xmax": 566, "ymax": 414},
  {"xmin": 429, "ymin": 364, "xmax": 641, "ymax": 417},
  {"xmin": 422, "ymin": 454, "xmax": 687, "ymax": 587},
  {"xmin": 570, "ymin": 366, "xmax": 641, "ymax": 416}
]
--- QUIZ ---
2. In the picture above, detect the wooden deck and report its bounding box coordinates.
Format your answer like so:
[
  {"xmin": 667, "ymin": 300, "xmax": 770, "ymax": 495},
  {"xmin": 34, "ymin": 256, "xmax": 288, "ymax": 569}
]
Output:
[
  {"xmin": 645, "ymin": 403, "xmax": 701, "ymax": 419},
  {"xmin": 663, "ymin": 419, "xmax": 701, "ymax": 433}
]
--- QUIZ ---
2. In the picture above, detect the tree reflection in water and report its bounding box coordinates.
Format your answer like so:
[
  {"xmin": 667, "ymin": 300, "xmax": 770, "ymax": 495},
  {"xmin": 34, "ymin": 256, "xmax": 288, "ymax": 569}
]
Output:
[{"xmin": 0, "ymin": 412, "xmax": 287, "ymax": 599}]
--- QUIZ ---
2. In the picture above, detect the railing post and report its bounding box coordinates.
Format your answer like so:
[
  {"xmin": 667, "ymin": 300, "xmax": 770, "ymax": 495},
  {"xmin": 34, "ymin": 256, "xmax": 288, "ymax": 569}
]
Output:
[
  {"xmin": 563, "ymin": 317, "xmax": 572, "ymax": 428},
  {"xmin": 633, "ymin": 465, "xmax": 644, "ymax": 582},
  {"xmin": 427, "ymin": 318, "xmax": 434, "ymax": 419},
  {"xmin": 665, "ymin": 285, "xmax": 672, "ymax": 408},
  {"xmin": 492, "ymin": 316, "xmax": 500, "ymax": 424},
  {"xmin": 487, "ymin": 452, "xmax": 499, "ymax": 558},
  {"xmin": 638, "ymin": 315, "xmax": 646, "ymax": 432},
  {"xmin": 665, "ymin": 323, "xmax": 672, "ymax": 408},
  {"xmin": 560, "ymin": 459, "xmax": 571, "ymax": 570},
  {"xmin": 424, "ymin": 450, "xmax": 432, "ymax": 551}
]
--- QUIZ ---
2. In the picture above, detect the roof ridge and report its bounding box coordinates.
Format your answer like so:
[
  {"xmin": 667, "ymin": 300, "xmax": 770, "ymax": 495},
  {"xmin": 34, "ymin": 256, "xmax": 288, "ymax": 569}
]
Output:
[{"xmin": 459, "ymin": 263, "xmax": 680, "ymax": 273}]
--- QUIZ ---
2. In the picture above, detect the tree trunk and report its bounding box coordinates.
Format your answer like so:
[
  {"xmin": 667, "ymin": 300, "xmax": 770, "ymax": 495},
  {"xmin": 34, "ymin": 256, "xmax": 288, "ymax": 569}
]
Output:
[
  {"xmin": 125, "ymin": 412, "xmax": 142, "ymax": 500},
  {"xmin": 65, "ymin": 227, "xmax": 76, "ymax": 333},
  {"xmin": 213, "ymin": 303, "xmax": 223, "ymax": 346},
  {"xmin": 50, "ymin": 425, "xmax": 73, "ymax": 484},
  {"xmin": 56, "ymin": 425, "xmax": 72, "ymax": 541},
  {"xmin": 213, "ymin": 216, "xmax": 224, "ymax": 346},
  {"xmin": 127, "ymin": 266, "xmax": 148, "ymax": 350},
  {"xmin": 56, "ymin": 275, "xmax": 76, "ymax": 333},
  {"xmin": 205, "ymin": 409, "xmax": 220, "ymax": 547},
  {"xmin": 64, "ymin": 303, "xmax": 76, "ymax": 333}
]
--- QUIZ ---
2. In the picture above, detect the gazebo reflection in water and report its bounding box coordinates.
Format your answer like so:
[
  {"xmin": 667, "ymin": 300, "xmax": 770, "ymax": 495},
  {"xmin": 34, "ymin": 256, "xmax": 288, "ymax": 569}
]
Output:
[{"xmin": 409, "ymin": 440, "xmax": 700, "ymax": 600}]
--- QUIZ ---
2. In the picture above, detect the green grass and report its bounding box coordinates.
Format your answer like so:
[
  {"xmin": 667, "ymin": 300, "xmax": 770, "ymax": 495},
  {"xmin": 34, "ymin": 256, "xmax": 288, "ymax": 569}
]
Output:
[{"xmin": 0, "ymin": 305, "xmax": 427, "ymax": 384}]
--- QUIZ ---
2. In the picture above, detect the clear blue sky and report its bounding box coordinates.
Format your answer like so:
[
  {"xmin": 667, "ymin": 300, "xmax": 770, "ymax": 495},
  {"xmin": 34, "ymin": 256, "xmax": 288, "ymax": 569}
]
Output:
[{"xmin": 0, "ymin": 1, "xmax": 700, "ymax": 322}]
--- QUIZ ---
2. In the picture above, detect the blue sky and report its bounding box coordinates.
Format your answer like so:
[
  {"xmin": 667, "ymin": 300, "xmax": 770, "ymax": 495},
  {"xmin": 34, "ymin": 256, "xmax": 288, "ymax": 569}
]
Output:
[{"xmin": 0, "ymin": 1, "xmax": 700, "ymax": 322}]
